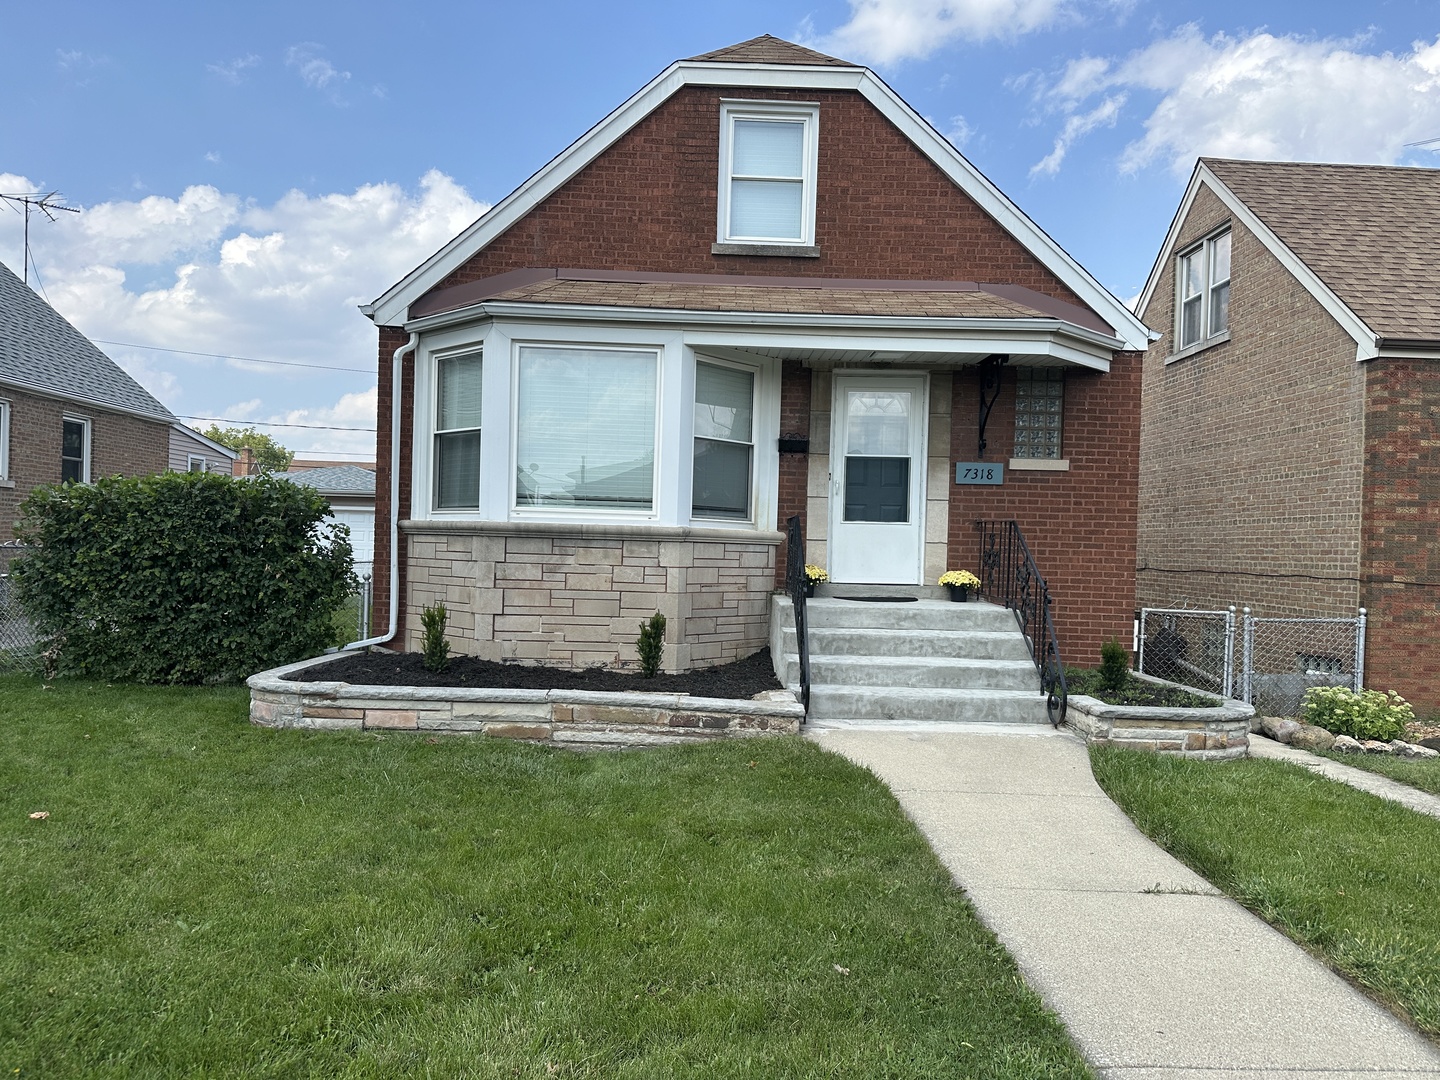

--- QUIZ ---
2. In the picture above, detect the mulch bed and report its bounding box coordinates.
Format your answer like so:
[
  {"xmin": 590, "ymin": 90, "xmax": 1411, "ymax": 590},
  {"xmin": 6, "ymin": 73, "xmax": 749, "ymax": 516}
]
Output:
[
  {"xmin": 286, "ymin": 647, "xmax": 784, "ymax": 700},
  {"xmin": 1067, "ymin": 670, "xmax": 1220, "ymax": 708}
]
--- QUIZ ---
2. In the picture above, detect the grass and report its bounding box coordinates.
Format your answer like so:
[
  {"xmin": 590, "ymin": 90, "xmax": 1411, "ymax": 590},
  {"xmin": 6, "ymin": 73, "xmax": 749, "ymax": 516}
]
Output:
[
  {"xmin": 1091, "ymin": 745, "xmax": 1440, "ymax": 1037},
  {"xmin": 1315, "ymin": 750, "xmax": 1440, "ymax": 798},
  {"xmin": 0, "ymin": 676, "xmax": 1090, "ymax": 1079}
]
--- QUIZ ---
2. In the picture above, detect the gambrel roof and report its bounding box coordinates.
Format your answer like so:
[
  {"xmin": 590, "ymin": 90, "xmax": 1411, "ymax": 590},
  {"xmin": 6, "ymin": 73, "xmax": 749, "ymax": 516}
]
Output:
[
  {"xmin": 0, "ymin": 259, "xmax": 172, "ymax": 421},
  {"xmin": 1138, "ymin": 158, "xmax": 1440, "ymax": 358},
  {"xmin": 364, "ymin": 38, "xmax": 1150, "ymax": 351}
]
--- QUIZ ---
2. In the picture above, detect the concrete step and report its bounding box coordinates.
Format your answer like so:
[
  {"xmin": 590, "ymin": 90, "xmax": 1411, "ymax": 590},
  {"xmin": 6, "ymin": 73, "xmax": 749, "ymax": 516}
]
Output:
[
  {"xmin": 783, "ymin": 626, "xmax": 1034, "ymax": 661},
  {"xmin": 803, "ymin": 654, "xmax": 1040, "ymax": 691},
  {"xmin": 814, "ymin": 583, "xmax": 950, "ymax": 601},
  {"xmin": 804, "ymin": 597, "xmax": 1018, "ymax": 632},
  {"xmin": 806, "ymin": 685, "xmax": 1053, "ymax": 724}
]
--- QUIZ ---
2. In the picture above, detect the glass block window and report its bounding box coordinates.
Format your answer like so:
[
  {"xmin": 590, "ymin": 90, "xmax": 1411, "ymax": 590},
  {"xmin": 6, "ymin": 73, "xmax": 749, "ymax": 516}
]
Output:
[{"xmin": 1013, "ymin": 369, "xmax": 1063, "ymax": 460}]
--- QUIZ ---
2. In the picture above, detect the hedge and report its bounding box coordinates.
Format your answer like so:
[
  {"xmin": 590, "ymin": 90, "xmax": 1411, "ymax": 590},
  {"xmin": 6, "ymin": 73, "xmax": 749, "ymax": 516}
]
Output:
[{"xmin": 13, "ymin": 471, "xmax": 355, "ymax": 683}]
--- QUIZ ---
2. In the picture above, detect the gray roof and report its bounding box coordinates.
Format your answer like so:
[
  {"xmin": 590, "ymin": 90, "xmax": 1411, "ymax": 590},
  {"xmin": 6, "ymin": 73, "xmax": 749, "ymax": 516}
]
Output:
[
  {"xmin": 277, "ymin": 465, "xmax": 376, "ymax": 496},
  {"xmin": 0, "ymin": 260, "xmax": 174, "ymax": 420}
]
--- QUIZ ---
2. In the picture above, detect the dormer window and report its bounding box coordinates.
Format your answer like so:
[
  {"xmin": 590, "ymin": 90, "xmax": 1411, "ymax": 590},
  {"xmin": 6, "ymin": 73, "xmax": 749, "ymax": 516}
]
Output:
[
  {"xmin": 1176, "ymin": 228, "xmax": 1230, "ymax": 350},
  {"xmin": 717, "ymin": 101, "xmax": 818, "ymax": 248}
]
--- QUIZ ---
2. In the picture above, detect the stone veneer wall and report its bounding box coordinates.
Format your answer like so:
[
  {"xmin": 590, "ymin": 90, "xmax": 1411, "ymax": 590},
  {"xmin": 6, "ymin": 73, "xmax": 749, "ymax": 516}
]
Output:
[{"xmin": 400, "ymin": 521, "xmax": 781, "ymax": 672}]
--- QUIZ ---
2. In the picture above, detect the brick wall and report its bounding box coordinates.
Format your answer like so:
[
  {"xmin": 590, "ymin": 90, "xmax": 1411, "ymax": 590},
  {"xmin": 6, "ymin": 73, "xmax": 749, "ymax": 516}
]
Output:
[
  {"xmin": 0, "ymin": 386, "xmax": 169, "ymax": 538},
  {"xmin": 774, "ymin": 360, "xmax": 812, "ymax": 583},
  {"xmin": 1137, "ymin": 185, "xmax": 1366, "ymax": 621},
  {"xmin": 403, "ymin": 524, "xmax": 777, "ymax": 671},
  {"xmin": 1362, "ymin": 359, "xmax": 1440, "ymax": 712},
  {"xmin": 947, "ymin": 354, "xmax": 1142, "ymax": 666},
  {"xmin": 430, "ymin": 86, "xmax": 1087, "ymax": 304}
]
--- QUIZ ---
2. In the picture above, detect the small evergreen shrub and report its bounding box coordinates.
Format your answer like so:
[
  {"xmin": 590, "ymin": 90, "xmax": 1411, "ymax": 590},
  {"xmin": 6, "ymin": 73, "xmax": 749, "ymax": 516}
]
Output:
[
  {"xmin": 13, "ymin": 471, "xmax": 354, "ymax": 683},
  {"xmin": 421, "ymin": 603, "xmax": 451, "ymax": 673},
  {"xmin": 1302, "ymin": 686, "xmax": 1413, "ymax": 742},
  {"xmin": 1098, "ymin": 637, "xmax": 1130, "ymax": 694},
  {"xmin": 637, "ymin": 612, "xmax": 666, "ymax": 678}
]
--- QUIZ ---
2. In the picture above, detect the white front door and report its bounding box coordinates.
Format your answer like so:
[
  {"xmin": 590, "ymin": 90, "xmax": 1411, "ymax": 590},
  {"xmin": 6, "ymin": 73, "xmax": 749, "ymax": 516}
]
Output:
[{"xmin": 828, "ymin": 374, "xmax": 927, "ymax": 584}]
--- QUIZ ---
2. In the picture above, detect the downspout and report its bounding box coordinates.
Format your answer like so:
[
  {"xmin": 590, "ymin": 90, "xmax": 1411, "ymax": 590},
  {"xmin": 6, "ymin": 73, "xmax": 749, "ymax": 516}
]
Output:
[{"xmin": 344, "ymin": 330, "xmax": 420, "ymax": 650}]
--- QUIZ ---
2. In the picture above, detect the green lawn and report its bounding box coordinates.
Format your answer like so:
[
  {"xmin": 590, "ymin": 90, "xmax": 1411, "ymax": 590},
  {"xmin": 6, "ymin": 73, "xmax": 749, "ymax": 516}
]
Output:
[
  {"xmin": 0, "ymin": 677, "xmax": 1090, "ymax": 1079},
  {"xmin": 1091, "ymin": 746, "xmax": 1440, "ymax": 1037},
  {"xmin": 1315, "ymin": 750, "xmax": 1440, "ymax": 798}
]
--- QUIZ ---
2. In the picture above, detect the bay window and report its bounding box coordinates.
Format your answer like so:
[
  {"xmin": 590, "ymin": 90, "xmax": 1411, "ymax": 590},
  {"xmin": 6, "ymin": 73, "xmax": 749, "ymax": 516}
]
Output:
[
  {"xmin": 692, "ymin": 360, "xmax": 755, "ymax": 520},
  {"xmin": 515, "ymin": 346, "xmax": 657, "ymax": 512}
]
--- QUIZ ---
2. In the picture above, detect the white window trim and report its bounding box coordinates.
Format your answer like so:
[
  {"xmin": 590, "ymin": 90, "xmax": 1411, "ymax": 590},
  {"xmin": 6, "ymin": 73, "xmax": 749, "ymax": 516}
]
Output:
[
  {"xmin": 1174, "ymin": 227, "xmax": 1231, "ymax": 354},
  {"xmin": 432, "ymin": 348, "xmax": 484, "ymax": 511},
  {"xmin": 409, "ymin": 321, "xmax": 781, "ymax": 532},
  {"xmin": 187, "ymin": 454, "xmax": 207, "ymax": 473},
  {"xmin": 0, "ymin": 399, "xmax": 9, "ymax": 481},
  {"xmin": 62, "ymin": 414, "xmax": 91, "ymax": 484},
  {"xmin": 691, "ymin": 354, "xmax": 761, "ymax": 525},
  {"xmin": 716, "ymin": 100, "xmax": 820, "ymax": 247}
]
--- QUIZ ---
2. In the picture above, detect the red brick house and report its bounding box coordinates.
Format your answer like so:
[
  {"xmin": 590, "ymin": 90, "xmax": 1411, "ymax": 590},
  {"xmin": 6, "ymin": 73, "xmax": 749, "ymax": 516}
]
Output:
[
  {"xmin": 1136, "ymin": 158, "xmax": 1440, "ymax": 712},
  {"xmin": 0, "ymin": 260, "xmax": 173, "ymax": 541},
  {"xmin": 362, "ymin": 35, "xmax": 1150, "ymax": 674}
]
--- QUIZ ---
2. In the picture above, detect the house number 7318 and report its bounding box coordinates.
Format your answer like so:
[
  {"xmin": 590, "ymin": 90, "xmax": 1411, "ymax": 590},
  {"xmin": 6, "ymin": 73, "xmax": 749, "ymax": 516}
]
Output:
[{"xmin": 954, "ymin": 462, "xmax": 1004, "ymax": 485}]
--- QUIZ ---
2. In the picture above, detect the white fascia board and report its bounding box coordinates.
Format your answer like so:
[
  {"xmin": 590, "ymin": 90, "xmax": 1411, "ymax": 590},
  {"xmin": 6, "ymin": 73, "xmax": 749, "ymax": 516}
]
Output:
[
  {"xmin": 1137, "ymin": 163, "xmax": 1379, "ymax": 359},
  {"xmin": 371, "ymin": 59, "xmax": 1149, "ymax": 350}
]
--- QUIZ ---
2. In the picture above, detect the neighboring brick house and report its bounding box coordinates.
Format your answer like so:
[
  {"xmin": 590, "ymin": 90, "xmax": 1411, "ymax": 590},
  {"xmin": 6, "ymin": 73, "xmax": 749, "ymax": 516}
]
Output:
[
  {"xmin": 1136, "ymin": 158, "xmax": 1440, "ymax": 711},
  {"xmin": 363, "ymin": 35, "xmax": 1150, "ymax": 672},
  {"xmin": 0, "ymin": 260, "xmax": 173, "ymax": 539}
]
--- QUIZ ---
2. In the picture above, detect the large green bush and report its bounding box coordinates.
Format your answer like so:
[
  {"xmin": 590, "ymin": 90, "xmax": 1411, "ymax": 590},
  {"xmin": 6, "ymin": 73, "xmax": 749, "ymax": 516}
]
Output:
[
  {"xmin": 1301, "ymin": 685, "xmax": 1414, "ymax": 742},
  {"xmin": 13, "ymin": 471, "xmax": 355, "ymax": 683}
]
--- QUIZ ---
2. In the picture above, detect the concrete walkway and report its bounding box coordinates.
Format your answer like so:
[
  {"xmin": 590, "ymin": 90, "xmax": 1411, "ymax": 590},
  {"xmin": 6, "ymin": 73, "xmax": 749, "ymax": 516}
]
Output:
[
  {"xmin": 808, "ymin": 724, "xmax": 1440, "ymax": 1079},
  {"xmin": 1248, "ymin": 735, "xmax": 1440, "ymax": 821}
]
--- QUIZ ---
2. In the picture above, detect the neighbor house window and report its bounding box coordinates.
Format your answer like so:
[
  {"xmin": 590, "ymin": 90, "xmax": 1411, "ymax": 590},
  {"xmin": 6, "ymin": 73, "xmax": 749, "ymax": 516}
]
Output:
[
  {"xmin": 0, "ymin": 400, "xmax": 9, "ymax": 480},
  {"xmin": 187, "ymin": 454, "xmax": 207, "ymax": 473},
  {"xmin": 1013, "ymin": 369, "xmax": 1063, "ymax": 460},
  {"xmin": 515, "ymin": 345, "xmax": 657, "ymax": 512},
  {"xmin": 61, "ymin": 416, "xmax": 90, "ymax": 484},
  {"xmin": 717, "ymin": 102, "xmax": 818, "ymax": 246},
  {"xmin": 1177, "ymin": 228, "xmax": 1231, "ymax": 350},
  {"xmin": 434, "ymin": 352, "xmax": 483, "ymax": 509},
  {"xmin": 692, "ymin": 360, "xmax": 755, "ymax": 521}
]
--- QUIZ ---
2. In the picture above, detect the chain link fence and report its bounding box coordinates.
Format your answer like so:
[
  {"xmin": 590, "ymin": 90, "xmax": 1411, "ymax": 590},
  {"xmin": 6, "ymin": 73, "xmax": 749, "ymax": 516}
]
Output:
[
  {"xmin": 1138, "ymin": 605, "xmax": 1365, "ymax": 715},
  {"xmin": 333, "ymin": 573, "xmax": 374, "ymax": 646},
  {"xmin": 0, "ymin": 541, "xmax": 39, "ymax": 675}
]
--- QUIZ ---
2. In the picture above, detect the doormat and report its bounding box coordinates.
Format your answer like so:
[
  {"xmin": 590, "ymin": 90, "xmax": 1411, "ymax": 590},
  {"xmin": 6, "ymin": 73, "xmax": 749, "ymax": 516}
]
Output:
[{"xmin": 834, "ymin": 595, "xmax": 919, "ymax": 602}]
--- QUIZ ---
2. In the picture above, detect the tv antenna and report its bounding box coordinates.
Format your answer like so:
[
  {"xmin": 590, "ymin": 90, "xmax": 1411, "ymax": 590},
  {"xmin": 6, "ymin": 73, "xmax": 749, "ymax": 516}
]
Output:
[{"xmin": 0, "ymin": 191, "xmax": 80, "ymax": 285}]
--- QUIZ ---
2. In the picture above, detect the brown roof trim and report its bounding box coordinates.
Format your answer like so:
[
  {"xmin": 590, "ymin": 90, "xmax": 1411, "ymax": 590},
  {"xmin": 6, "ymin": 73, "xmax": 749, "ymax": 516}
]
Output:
[{"xmin": 411, "ymin": 268, "xmax": 1113, "ymax": 334}]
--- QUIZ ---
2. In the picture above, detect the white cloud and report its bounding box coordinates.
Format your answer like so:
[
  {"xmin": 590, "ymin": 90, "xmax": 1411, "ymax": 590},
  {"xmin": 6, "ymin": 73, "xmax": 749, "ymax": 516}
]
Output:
[
  {"xmin": 946, "ymin": 114, "xmax": 975, "ymax": 148},
  {"xmin": 1030, "ymin": 93, "xmax": 1126, "ymax": 176},
  {"xmin": 0, "ymin": 170, "xmax": 488, "ymax": 455},
  {"xmin": 207, "ymin": 54, "xmax": 260, "ymax": 85},
  {"xmin": 204, "ymin": 151, "xmax": 222, "ymax": 164},
  {"xmin": 1033, "ymin": 27, "xmax": 1440, "ymax": 176},
  {"xmin": 816, "ymin": 0, "xmax": 1073, "ymax": 63},
  {"xmin": 285, "ymin": 43, "xmax": 350, "ymax": 93}
]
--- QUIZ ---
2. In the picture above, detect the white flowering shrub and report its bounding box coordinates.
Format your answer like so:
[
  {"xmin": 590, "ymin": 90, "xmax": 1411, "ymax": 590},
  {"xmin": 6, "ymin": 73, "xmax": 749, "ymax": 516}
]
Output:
[{"xmin": 1301, "ymin": 686, "xmax": 1413, "ymax": 742}]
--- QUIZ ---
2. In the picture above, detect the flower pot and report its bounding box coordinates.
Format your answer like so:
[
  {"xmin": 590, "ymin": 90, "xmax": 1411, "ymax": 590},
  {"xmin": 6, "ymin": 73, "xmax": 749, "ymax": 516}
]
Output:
[
  {"xmin": 804, "ymin": 582, "xmax": 816, "ymax": 598},
  {"xmin": 947, "ymin": 585, "xmax": 970, "ymax": 603}
]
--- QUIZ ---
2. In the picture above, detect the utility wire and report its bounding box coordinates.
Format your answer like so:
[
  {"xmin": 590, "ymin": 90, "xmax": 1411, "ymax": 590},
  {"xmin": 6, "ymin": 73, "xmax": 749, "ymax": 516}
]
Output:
[
  {"xmin": 94, "ymin": 339, "xmax": 372, "ymax": 374},
  {"xmin": 177, "ymin": 413, "xmax": 376, "ymax": 432}
]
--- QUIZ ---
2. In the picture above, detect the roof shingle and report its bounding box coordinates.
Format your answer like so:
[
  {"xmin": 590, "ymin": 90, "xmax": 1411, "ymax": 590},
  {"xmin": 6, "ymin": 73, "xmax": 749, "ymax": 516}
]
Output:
[
  {"xmin": 1204, "ymin": 158, "xmax": 1440, "ymax": 343},
  {"xmin": 0, "ymin": 260, "xmax": 172, "ymax": 419},
  {"xmin": 686, "ymin": 34, "xmax": 854, "ymax": 67}
]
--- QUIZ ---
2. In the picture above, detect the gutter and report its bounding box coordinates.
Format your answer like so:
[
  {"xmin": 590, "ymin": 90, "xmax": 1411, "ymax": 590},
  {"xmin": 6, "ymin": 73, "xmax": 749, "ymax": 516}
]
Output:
[{"xmin": 343, "ymin": 330, "xmax": 419, "ymax": 650}]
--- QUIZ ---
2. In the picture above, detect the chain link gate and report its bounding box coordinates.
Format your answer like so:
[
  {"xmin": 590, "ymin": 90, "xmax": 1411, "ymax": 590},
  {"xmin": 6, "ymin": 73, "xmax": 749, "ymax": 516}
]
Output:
[
  {"xmin": 1137, "ymin": 608, "xmax": 1236, "ymax": 698},
  {"xmin": 1242, "ymin": 610, "xmax": 1366, "ymax": 717},
  {"xmin": 0, "ymin": 541, "xmax": 38, "ymax": 675},
  {"xmin": 1138, "ymin": 605, "xmax": 1366, "ymax": 715}
]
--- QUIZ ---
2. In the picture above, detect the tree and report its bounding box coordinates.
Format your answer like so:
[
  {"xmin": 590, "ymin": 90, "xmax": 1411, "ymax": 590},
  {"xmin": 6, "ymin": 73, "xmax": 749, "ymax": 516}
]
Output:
[{"xmin": 200, "ymin": 425, "xmax": 294, "ymax": 473}]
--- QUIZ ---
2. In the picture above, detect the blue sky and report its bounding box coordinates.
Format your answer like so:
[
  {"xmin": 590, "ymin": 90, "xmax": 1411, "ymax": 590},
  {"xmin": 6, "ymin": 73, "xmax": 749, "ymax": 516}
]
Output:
[{"xmin": 4, "ymin": 0, "xmax": 1439, "ymax": 459}]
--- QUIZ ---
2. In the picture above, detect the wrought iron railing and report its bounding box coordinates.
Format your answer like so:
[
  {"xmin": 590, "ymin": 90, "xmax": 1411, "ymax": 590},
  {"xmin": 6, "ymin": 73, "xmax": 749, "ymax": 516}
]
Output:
[
  {"xmin": 976, "ymin": 520, "xmax": 1068, "ymax": 726},
  {"xmin": 784, "ymin": 514, "xmax": 811, "ymax": 716}
]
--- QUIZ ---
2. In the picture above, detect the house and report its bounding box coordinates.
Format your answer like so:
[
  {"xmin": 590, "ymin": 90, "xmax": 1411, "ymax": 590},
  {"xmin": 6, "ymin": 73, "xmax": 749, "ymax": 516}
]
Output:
[
  {"xmin": 1136, "ymin": 158, "xmax": 1440, "ymax": 712},
  {"xmin": 362, "ymin": 35, "xmax": 1150, "ymax": 673},
  {"xmin": 168, "ymin": 422, "xmax": 239, "ymax": 475},
  {"xmin": 0, "ymin": 259, "xmax": 174, "ymax": 540},
  {"xmin": 277, "ymin": 464, "xmax": 376, "ymax": 578}
]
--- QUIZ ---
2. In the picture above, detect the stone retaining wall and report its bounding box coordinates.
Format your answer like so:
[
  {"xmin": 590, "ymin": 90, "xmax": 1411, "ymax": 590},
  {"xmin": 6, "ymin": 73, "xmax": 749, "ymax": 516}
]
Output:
[
  {"xmin": 248, "ymin": 653, "xmax": 804, "ymax": 749},
  {"xmin": 402, "ymin": 520, "xmax": 781, "ymax": 672},
  {"xmin": 1065, "ymin": 675, "xmax": 1254, "ymax": 760}
]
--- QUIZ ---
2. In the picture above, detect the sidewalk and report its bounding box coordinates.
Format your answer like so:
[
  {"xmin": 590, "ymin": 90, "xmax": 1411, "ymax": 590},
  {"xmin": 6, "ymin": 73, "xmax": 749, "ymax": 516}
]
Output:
[
  {"xmin": 1248, "ymin": 735, "xmax": 1440, "ymax": 821},
  {"xmin": 808, "ymin": 724, "xmax": 1440, "ymax": 1079}
]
